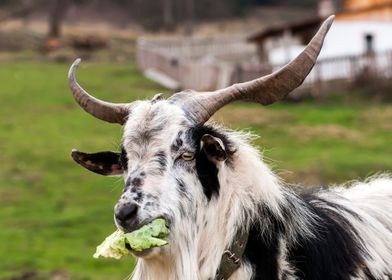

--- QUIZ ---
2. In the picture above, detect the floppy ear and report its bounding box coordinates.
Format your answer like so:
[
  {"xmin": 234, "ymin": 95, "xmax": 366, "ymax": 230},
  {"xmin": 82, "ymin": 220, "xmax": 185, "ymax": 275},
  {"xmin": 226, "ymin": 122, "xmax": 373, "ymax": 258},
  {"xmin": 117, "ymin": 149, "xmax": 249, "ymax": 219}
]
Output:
[
  {"xmin": 71, "ymin": 149, "xmax": 123, "ymax": 176},
  {"xmin": 200, "ymin": 134, "xmax": 227, "ymax": 162}
]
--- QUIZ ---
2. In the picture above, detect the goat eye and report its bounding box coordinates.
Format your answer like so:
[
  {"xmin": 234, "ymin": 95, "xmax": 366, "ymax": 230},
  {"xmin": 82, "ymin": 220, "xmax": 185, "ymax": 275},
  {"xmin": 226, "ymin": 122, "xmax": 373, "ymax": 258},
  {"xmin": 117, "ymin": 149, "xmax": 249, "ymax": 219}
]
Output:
[{"xmin": 181, "ymin": 152, "xmax": 195, "ymax": 161}]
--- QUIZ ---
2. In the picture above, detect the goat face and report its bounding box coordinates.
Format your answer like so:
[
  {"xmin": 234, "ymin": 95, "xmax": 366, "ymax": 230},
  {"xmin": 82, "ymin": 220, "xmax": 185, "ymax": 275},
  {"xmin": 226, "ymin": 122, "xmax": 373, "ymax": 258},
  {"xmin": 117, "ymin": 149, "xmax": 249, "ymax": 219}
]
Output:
[
  {"xmin": 69, "ymin": 16, "xmax": 334, "ymax": 258},
  {"xmin": 72, "ymin": 98, "xmax": 233, "ymax": 256},
  {"xmin": 114, "ymin": 100, "xmax": 210, "ymax": 235}
]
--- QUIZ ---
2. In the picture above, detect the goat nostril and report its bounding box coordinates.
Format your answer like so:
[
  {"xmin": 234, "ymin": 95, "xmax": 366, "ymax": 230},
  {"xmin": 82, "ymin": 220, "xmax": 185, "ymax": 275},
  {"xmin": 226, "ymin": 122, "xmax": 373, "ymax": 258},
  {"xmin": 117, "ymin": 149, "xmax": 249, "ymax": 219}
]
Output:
[{"xmin": 116, "ymin": 203, "xmax": 138, "ymax": 223}]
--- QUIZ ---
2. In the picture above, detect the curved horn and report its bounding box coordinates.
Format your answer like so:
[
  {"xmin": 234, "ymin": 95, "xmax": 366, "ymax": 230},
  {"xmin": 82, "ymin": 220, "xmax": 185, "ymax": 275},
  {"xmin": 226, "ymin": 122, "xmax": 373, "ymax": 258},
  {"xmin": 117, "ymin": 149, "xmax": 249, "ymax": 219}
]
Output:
[
  {"xmin": 170, "ymin": 15, "xmax": 334, "ymax": 124},
  {"xmin": 68, "ymin": 58, "xmax": 130, "ymax": 125}
]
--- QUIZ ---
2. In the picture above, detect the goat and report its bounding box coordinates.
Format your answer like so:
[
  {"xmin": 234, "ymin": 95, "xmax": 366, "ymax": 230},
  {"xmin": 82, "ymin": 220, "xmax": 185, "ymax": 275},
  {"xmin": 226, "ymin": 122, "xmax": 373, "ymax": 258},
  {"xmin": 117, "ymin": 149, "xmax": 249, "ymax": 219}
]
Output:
[{"xmin": 69, "ymin": 16, "xmax": 392, "ymax": 280}]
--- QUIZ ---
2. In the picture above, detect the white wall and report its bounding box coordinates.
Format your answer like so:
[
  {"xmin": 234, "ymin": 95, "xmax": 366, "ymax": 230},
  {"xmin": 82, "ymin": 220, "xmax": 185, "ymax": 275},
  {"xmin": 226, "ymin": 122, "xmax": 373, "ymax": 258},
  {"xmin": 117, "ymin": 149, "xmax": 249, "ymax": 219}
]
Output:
[{"xmin": 269, "ymin": 21, "xmax": 392, "ymax": 65}]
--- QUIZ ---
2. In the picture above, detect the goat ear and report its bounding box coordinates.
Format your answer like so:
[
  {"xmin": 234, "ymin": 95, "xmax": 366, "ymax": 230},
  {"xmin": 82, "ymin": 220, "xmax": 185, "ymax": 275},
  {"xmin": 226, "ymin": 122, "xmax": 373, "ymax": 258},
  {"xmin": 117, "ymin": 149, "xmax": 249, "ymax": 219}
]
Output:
[
  {"xmin": 201, "ymin": 134, "xmax": 227, "ymax": 162},
  {"xmin": 71, "ymin": 149, "xmax": 123, "ymax": 176}
]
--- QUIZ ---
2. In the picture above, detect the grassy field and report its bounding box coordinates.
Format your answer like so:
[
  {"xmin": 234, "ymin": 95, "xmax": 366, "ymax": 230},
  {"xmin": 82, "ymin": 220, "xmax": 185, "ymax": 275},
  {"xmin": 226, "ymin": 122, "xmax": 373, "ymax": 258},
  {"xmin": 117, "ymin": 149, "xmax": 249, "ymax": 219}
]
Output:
[{"xmin": 0, "ymin": 62, "xmax": 391, "ymax": 280}]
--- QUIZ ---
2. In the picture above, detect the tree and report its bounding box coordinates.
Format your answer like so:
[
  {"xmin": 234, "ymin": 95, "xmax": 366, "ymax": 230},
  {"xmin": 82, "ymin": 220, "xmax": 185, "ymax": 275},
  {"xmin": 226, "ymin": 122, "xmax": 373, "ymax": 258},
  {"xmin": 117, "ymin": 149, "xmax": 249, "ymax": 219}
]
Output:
[
  {"xmin": 184, "ymin": 0, "xmax": 195, "ymax": 35},
  {"xmin": 48, "ymin": 0, "xmax": 71, "ymax": 38},
  {"xmin": 162, "ymin": 0, "xmax": 175, "ymax": 31}
]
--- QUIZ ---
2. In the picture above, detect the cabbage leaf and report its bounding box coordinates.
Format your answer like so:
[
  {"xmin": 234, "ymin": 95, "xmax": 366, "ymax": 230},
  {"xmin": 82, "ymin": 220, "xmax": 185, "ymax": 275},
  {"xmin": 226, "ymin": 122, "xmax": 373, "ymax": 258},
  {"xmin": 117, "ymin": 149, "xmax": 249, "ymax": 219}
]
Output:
[{"xmin": 94, "ymin": 218, "xmax": 169, "ymax": 259}]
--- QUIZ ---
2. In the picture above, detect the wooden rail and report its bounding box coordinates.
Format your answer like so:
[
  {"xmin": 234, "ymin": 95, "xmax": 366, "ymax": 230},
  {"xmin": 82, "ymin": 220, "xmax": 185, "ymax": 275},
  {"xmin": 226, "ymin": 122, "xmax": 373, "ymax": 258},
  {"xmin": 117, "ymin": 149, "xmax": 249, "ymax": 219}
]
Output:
[
  {"xmin": 136, "ymin": 35, "xmax": 255, "ymax": 91},
  {"xmin": 235, "ymin": 51, "xmax": 392, "ymax": 91},
  {"xmin": 136, "ymin": 35, "xmax": 392, "ymax": 94}
]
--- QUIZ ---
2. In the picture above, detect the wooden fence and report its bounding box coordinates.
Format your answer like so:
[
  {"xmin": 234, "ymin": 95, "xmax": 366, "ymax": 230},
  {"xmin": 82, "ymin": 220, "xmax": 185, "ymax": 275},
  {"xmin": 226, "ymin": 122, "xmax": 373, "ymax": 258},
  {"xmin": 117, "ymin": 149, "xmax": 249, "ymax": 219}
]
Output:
[
  {"xmin": 235, "ymin": 51, "xmax": 392, "ymax": 94},
  {"xmin": 136, "ymin": 35, "xmax": 256, "ymax": 91},
  {"xmin": 137, "ymin": 35, "xmax": 392, "ymax": 94}
]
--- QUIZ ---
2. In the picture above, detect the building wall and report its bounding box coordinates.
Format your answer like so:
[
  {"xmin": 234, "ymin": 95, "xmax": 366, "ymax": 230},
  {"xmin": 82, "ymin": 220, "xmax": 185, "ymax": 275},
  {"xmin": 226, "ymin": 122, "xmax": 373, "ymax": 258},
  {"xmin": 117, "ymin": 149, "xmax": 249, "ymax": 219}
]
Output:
[{"xmin": 268, "ymin": 21, "xmax": 392, "ymax": 65}]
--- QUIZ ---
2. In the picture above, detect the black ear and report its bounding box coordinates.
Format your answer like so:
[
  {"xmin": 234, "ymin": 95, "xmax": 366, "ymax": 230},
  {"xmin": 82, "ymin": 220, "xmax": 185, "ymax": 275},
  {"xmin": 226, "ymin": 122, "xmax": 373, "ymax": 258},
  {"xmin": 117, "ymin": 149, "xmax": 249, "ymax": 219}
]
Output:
[
  {"xmin": 201, "ymin": 134, "xmax": 227, "ymax": 162},
  {"xmin": 71, "ymin": 149, "xmax": 123, "ymax": 176}
]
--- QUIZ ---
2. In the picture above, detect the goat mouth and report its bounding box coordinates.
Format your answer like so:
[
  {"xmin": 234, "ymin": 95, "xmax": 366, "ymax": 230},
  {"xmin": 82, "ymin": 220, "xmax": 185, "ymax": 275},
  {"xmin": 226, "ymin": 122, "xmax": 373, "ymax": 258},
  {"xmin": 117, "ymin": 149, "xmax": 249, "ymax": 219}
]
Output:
[
  {"xmin": 122, "ymin": 215, "xmax": 169, "ymax": 233},
  {"xmin": 122, "ymin": 216, "xmax": 170, "ymax": 257},
  {"xmin": 125, "ymin": 243, "xmax": 155, "ymax": 257}
]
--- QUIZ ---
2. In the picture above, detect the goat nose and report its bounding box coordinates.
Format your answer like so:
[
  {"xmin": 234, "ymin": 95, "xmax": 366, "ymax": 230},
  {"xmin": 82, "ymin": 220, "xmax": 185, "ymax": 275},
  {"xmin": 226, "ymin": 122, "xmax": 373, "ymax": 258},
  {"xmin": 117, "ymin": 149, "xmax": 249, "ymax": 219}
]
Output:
[{"xmin": 115, "ymin": 203, "xmax": 138, "ymax": 224}]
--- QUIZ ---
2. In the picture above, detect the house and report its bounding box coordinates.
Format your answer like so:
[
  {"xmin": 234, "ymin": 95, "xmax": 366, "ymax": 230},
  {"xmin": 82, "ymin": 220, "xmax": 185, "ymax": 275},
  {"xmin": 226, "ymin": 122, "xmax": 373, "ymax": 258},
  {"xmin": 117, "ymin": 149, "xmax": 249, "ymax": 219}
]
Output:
[{"xmin": 248, "ymin": 0, "xmax": 392, "ymax": 82}]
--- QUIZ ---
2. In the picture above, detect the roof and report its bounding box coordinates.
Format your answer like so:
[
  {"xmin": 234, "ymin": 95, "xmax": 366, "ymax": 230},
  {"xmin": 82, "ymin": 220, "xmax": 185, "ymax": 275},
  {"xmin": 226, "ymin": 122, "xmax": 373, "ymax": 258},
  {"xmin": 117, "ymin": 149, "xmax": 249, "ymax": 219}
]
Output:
[{"xmin": 248, "ymin": 16, "xmax": 323, "ymax": 43}]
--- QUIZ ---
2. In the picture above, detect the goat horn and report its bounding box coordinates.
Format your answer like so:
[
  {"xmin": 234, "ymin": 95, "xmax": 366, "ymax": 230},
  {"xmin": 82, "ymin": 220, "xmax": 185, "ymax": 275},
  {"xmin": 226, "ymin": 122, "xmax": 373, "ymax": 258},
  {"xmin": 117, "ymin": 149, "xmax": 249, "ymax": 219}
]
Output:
[
  {"xmin": 68, "ymin": 58, "xmax": 130, "ymax": 125},
  {"xmin": 169, "ymin": 15, "xmax": 334, "ymax": 124}
]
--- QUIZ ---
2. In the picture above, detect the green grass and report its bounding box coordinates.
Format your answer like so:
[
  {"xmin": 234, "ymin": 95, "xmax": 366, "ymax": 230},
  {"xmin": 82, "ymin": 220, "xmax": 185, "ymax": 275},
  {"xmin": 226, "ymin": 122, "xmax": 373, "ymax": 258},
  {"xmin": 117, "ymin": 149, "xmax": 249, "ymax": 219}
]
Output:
[
  {"xmin": 216, "ymin": 102, "xmax": 392, "ymax": 185},
  {"xmin": 0, "ymin": 62, "xmax": 391, "ymax": 279}
]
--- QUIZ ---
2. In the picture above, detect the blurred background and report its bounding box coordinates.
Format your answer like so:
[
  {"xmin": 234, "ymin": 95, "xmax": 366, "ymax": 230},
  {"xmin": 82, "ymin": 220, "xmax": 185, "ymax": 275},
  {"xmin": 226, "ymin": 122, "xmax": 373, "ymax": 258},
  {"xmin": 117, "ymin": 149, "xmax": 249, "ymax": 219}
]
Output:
[{"xmin": 0, "ymin": 0, "xmax": 391, "ymax": 279}]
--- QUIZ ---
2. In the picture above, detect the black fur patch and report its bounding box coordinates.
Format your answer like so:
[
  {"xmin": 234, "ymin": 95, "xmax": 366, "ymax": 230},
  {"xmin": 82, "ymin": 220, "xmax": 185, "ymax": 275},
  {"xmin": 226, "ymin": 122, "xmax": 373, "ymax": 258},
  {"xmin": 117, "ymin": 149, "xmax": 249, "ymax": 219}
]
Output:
[
  {"xmin": 190, "ymin": 125, "xmax": 235, "ymax": 200},
  {"xmin": 131, "ymin": 177, "xmax": 143, "ymax": 187},
  {"xmin": 127, "ymin": 170, "xmax": 146, "ymax": 188},
  {"xmin": 133, "ymin": 190, "xmax": 144, "ymax": 203},
  {"xmin": 171, "ymin": 131, "xmax": 184, "ymax": 152},
  {"xmin": 243, "ymin": 204, "xmax": 284, "ymax": 280},
  {"xmin": 288, "ymin": 193, "xmax": 368, "ymax": 280},
  {"xmin": 244, "ymin": 223, "xmax": 281, "ymax": 279},
  {"xmin": 195, "ymin": 151, "xmax": 219, "ymax": 200},
  {"xmin": 176, "ymin": 178, "xmax": 187, "ymax": 196},
  {"xmin": 243, "ymin": 192, "xmax": 370, "ymax": 280},
  {"xmin": 154, "ymin": 150, "xmax": 167, "ymax": 172},
  {"xmin": 119, "ymin": 146, "xmax": 128, "ymax": 170}
]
